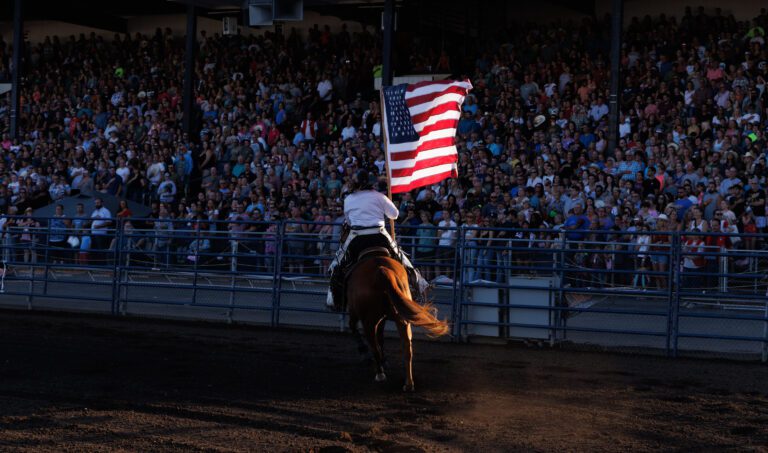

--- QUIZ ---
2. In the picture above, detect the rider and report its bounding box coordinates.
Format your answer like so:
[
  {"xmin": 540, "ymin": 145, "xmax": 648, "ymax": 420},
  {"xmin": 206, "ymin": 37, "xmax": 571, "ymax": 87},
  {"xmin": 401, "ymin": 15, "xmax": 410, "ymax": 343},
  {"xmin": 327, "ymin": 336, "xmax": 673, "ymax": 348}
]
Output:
[{"xmin": 326, "ymin": 170, "xmax": 428, "ymax": 310}]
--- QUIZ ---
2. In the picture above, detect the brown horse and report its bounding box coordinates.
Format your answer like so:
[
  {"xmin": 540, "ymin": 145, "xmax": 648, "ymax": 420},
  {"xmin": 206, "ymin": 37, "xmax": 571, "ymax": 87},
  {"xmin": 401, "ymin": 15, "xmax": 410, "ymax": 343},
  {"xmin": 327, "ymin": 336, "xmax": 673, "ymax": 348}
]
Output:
[{"xmin": 345, "ymin": 254, "xmax": 449, "ymax": 391}]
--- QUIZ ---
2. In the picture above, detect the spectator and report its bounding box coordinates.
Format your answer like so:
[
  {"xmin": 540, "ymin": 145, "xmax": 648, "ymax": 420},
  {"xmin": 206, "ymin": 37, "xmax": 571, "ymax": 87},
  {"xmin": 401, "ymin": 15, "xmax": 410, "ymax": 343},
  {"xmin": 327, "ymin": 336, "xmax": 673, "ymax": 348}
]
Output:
[
  {"xmin": 436, "ymin": 210, "xmax": 457, "ymax": 279},
  {"xmin": 633, "ymin": 223, "xmax": 651, "ymax": 288},
  {"xmin": 152, "ymin": 204, "xmax": 174, "ymax": 269},
  {"xmin": 90, "ymin": 198, "xmax": 113, "ymax": 256},
  {"xmin": 18, "ymin": 207, "xmax": 40, "ymax": 264},
  {"xmin": 650, "ymin": 214, "xmax": 671, "ymax": 290},
  {"xmin": 49, "ymin": 204, "xmax": 69, "ymax": 264},
  {"xmin": 682, "ymin": 228, "xmax": 706, "ymax": 291},
  {"xmin": 415, "ymin": 211, "xmax": 437, "ymax": 281}
]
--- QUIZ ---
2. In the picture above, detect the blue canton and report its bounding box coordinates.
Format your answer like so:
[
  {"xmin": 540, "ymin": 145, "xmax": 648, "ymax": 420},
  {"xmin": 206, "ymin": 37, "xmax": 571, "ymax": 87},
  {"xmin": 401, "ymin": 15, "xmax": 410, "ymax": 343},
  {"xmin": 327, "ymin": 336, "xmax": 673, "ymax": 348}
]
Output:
[{"xmin": 383, "ymin": 84, "xmax": 420, "ymax": 144}]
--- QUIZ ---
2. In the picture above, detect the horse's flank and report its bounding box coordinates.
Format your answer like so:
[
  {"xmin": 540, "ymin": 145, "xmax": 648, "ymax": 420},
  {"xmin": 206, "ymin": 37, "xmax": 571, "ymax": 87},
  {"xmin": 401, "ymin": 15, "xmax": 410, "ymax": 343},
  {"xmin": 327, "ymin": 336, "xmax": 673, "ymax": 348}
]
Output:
[{"xmin": 347, "ymin": 256, "xmax": 449, "ymax": 337}]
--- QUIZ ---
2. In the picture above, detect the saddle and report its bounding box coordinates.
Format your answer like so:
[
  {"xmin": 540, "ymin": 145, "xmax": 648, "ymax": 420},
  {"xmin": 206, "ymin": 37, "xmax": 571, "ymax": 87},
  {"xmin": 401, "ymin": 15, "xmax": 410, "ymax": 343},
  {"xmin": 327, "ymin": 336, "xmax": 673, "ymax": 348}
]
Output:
[{"xmin": 343, "ymin": 246, "xmax": 392, "ymax": 281}]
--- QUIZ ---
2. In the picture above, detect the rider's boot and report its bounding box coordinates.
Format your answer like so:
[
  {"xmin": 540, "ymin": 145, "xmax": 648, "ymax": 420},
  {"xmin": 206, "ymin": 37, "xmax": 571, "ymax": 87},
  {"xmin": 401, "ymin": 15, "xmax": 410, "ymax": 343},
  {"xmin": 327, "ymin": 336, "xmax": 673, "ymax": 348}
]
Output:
[{"xmin": 326, "ymin": 264, "xmax": 346, "ymax": 311}]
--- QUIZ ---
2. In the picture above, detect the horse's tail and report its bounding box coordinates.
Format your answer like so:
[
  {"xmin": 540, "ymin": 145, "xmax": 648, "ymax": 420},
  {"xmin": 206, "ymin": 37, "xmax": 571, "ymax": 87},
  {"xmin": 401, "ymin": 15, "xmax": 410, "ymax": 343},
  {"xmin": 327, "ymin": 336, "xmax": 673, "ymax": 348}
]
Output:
[{"xmin": 379, "ymin": 266, "xmax": 449, "ymax": 338}]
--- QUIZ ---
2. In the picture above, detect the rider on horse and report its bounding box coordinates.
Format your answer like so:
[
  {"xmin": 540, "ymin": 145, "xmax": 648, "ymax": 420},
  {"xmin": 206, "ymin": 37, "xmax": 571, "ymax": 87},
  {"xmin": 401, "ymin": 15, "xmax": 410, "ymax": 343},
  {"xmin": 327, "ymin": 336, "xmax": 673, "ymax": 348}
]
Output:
[{"xmin": 326, "ymin": 170, "xmax": 428, "ymax": 311}]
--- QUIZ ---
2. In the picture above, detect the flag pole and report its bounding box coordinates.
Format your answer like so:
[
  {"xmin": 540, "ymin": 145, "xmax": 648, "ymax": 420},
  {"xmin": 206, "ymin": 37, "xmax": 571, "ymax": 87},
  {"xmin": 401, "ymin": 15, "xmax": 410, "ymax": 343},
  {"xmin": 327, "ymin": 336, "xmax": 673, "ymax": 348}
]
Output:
[{"xmin": 379, "ymin": 88, "xmax": 396, "ymax": 241}]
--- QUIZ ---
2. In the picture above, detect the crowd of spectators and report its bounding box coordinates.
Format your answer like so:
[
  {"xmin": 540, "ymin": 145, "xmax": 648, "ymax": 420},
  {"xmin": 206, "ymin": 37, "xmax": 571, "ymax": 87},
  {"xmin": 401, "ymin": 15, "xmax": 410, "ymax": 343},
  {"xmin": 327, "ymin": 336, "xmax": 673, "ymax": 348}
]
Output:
[{"xmin": 0, "ymin": 7, "xmax": 767, "ymax": 287}]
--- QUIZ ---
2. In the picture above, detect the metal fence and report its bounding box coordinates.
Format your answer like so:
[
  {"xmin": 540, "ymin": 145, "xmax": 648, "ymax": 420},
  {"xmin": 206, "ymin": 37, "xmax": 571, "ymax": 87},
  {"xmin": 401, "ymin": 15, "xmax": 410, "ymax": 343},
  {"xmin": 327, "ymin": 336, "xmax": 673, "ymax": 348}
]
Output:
[{"xmin": 1, "ymin": 215, "xmax": 767, "ymax": 361}]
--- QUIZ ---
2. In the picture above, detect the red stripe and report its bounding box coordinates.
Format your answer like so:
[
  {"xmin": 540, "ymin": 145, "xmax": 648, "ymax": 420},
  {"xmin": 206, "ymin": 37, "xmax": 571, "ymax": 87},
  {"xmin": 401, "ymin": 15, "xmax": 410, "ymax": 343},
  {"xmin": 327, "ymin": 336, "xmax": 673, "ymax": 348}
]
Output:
[
  {"xmin": 405, "ymin": 79, "xmax": 456, "ymax": 92},
  {"xmin": 406, "ymin": 85, "xmax": 468, "ymax": 108},
  {"xmin": 390, "ymin": 155, "xmax": 457, "ymax": 178},
  {"xmin": 410, "ymin": 102, "xmax": 459, "ymax": 126},
  {"xmin": 389, "ymin": 137, "xmax": 455, "ymax": 161},
  {"xmin": 417, "ymin": 119, "xmax": 458, "ymax": 138},
  {"xmin": 391, "ymin": 168, "xmax": 458, "ymax": 194}
]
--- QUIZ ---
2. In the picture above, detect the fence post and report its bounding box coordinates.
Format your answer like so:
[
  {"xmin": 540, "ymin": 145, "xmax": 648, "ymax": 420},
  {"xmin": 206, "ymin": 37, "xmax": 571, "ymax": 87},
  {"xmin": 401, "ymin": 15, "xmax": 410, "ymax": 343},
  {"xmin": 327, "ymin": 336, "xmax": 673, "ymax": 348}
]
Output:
[
  {"xmin": 26, "ymin": 225, "xmax": 34, "ymax": 309},
  {"xmin": 719, "ymin": 246, "xmax": 727, "ymax": 293},
  {"xmin": 111, "ymin": 221, "xmax": 122, "ymax": 316},
  {"xmin": 191, "ymin": 222, "xmax": 200, "ymax": 305},
  {"xmin": 0, "ymin": 231, "xmax": 7, "ymax": 294},
  {"xmin": 670, "ymin": 232, "xmax": 682, "ymax": 358},
  {"xmin": 42, "ymin": 222, "xmax": 51, "ymax": 297},
  {"xmin": 762, "ymin": 286, "xmax": 768, "ymax": 363},
  {"xmin": 665, "ymin": 233, "xmax": 676, "ymax": 357},
  {"xmin": 557, "ymin": 232, "xmax": 567, "ymax": 341},
  {"xmin": 227, "ymin": 239, "xmax": 238, "ymax": 323},
  {"xmin": 271, "ymin": 221, "xmax": 285, "ymax": 328},
  {"xmin": 451, "ymin": 225, "xmax": 464, "ymax": 341}
]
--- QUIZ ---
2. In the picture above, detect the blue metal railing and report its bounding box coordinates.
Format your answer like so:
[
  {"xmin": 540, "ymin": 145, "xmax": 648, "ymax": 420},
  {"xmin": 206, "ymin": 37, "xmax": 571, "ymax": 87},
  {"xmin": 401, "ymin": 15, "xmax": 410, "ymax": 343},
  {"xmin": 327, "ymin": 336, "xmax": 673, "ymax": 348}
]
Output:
[{"xmin": 0, "ymin": 215, "xmax": 767, "ymax": 360}]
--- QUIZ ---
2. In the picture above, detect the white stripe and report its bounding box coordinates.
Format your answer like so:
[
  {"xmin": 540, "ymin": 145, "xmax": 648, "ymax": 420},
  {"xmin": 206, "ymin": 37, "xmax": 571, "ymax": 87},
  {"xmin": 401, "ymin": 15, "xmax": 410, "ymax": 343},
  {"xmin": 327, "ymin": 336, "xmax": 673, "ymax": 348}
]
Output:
[
  {"xmin": 389, "ymin": 146, "xmax": 456, "ymax": 169},
  {"xmin": 388, "ymin": 128, "xmax": 456, "ymax": 153},
  {"xmin": 407, "ymin": 93, "xmax": 466, "ymax": 116},
  {"xmin": 413, "ymin": 110, "xmax": 461, "ymax": 133},
  {"xmin": 405, "ymin": 81, "xmax": 473, "ymax": 100},
  {"xmin": 391, "ymin": 163, "xmax": 457, "ymax": 187}
]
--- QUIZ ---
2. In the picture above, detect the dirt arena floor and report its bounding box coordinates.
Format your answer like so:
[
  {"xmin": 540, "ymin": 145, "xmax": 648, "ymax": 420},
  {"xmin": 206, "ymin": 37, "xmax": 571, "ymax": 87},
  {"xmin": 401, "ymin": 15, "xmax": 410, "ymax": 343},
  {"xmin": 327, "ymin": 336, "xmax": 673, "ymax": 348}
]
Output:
[{"xmin": 1, "ymin": 310, "xmax": 768, "ymax": 452}]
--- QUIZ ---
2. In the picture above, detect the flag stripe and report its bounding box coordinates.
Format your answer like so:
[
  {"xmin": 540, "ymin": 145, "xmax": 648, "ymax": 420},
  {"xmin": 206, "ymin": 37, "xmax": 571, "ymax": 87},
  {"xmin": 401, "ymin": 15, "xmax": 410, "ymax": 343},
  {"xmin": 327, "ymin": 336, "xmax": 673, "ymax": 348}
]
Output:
[
  {"xmin": 390, "ymin": 163, "xmax": 457, "ymax": 186},
  {"xmin": 413, "ymin": 111, "xmax": 461, "ymax": 133},
  {"xmin": 391, "ymin": 166, "xmax": 458, "ymax": 194},
  {"xmin": 408, "ymin": 93, "xmax": 466, "ymax": 116},
  {"xmin": 391, "ymin": 155, "xmax": 458, "ymax": 177},
  {"xmin": 389, "ymin": 139, "xmax": 456, "ymax": 162},
  {"xmin": 406, "ymin": 79, "xmax": 457, "ymax": 92},
  {"xmin": 389, "ymin": 129, "xmax": 456, "ymax": 154},
  {"xmin": 410, "ymin": 102, "xmax": 460, "ymax": 127},
  {"xmin": 390, "ymin": 145, "xmax": 456, "ymax": 168},
  {"xmin": 406, "ymin": 85, "xmax": 469, "ymax": 109}
]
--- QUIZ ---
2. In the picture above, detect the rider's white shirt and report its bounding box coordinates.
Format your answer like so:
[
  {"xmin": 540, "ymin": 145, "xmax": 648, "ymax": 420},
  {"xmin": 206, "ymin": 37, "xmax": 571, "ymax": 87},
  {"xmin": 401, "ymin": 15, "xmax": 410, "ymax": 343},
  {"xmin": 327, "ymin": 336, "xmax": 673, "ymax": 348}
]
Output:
[{"xmin": 344, "ymin": 190, "xmax": 399, "ymax": 227}]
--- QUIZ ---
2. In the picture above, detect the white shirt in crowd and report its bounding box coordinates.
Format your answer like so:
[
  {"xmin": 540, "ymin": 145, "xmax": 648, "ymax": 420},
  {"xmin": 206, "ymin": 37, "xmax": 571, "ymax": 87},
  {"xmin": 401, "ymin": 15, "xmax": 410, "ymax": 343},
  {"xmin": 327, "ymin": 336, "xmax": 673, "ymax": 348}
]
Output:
[
  {"xmin": 341, "ymin": 125, "xmax": 357, "ymax": 141},
  {"xmin": 147, "ymin": 162, "xmax": 165, "ymax": 185},
  {"xmin": 344, "ymin": 190, "xmax": 399, "ymax": 227},
  {"xmin": 619, "ymin": 119, "xmax": 631, "ymax": 138},
  {"xmin": 116, "ymin": 165, "xmax": 130, "ymax": 182},
  {"xmin": 317, "ymin": 79, "xmax": 333, "ymax": 101},
  {"xmin": 438, "ymin": 218, "xmax": 458, "ymax": 246},
  {"xmin": 91, "ymin": 206, "xmax": 112, "ymax": 235}
]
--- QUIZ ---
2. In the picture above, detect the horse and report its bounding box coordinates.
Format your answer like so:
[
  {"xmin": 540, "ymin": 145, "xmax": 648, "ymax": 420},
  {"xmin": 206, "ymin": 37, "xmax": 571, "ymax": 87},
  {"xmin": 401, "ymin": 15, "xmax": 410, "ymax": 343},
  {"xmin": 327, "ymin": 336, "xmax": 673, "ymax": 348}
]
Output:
[{"xmin": 344, "ymin": 252, "xmax": 449, "ymax": 392}]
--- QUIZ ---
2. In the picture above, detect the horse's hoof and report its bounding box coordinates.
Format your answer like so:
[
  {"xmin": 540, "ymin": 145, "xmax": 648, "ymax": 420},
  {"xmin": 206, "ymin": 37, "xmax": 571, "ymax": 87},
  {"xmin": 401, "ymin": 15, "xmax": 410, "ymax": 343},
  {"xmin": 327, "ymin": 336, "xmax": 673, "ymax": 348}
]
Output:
[
  {"xmin": 402, "ymin": 383, "xmax": 415, "ymax": 392},
  {"xmin": 374, "ymin": 372, "xmax": 387, "ymax": 382}
]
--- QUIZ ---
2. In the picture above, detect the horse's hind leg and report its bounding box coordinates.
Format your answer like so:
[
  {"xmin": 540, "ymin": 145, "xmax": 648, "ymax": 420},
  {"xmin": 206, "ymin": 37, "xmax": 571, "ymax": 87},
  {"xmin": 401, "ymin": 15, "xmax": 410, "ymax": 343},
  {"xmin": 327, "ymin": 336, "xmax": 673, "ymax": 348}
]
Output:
[
  {"xmin": 349, "ymin": 313, "xmax": 369, "ymax": 359},
  {"xmin": 397, "ymin": 322, "xmax": 415, "ymax": 392},
  {"xmin": 364, "ymin": 318, "xmax": 387, "ymax": 382},
  {"xmin": 377, "ymin": 317, "xmax": 388, "ymax": 370}
]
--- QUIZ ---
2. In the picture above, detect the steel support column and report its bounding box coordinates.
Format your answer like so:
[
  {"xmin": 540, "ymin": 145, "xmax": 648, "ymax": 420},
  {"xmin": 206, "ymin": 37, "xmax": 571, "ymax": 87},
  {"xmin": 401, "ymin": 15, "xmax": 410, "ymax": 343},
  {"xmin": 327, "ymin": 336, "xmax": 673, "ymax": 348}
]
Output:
[
  {"xmin": 381, "ymin": 0, "xmax": 394, "ymax": 87},
  {"xmin": 182, "ymin": 3, "xmax": 197, "ymax": 137},
  {"xmin": 10, "ymin": 0, "xmax": 23, "ymax": 139},
  {"xmin": 607, "ymin": 0, "xmax": 623, "ymax": 154}
]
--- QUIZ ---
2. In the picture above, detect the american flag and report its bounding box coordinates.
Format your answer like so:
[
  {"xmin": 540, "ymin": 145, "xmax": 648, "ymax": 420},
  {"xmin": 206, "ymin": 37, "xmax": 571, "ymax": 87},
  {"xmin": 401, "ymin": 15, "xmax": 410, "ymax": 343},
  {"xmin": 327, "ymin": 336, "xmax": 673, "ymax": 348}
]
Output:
[{"xmin": 382, "ymin": 79, "xmax": 472, "ymax": 193}]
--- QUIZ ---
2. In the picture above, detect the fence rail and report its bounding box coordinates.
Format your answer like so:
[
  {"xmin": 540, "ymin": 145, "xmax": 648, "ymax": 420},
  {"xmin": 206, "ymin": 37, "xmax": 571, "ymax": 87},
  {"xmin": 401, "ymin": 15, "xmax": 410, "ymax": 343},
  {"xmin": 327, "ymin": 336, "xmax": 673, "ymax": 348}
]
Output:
[{"xmin": 1, "ymin": 215, "xmax": 767, "ymax": 361}]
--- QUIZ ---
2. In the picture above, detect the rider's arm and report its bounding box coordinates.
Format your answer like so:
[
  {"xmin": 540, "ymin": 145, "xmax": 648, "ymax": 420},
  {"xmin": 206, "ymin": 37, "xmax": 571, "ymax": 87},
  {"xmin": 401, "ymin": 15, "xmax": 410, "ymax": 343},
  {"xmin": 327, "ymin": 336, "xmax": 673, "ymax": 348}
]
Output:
[{"xmin": 379, "ymin": 194, "xmax": 400, "ymax": 220}]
